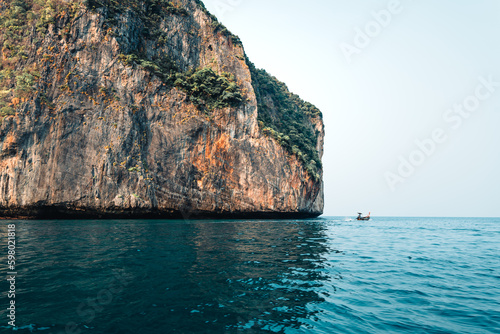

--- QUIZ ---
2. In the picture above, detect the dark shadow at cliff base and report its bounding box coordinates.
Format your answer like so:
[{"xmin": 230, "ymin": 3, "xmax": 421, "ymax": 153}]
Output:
[{"xmin": 0, "ymin": 206, "xmax": 322, "ymax": 220}]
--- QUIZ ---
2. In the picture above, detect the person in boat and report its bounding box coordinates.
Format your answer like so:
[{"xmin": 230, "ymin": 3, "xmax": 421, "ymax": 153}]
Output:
[{"xmin": 357, "ymin": 212, "xmax": 371, "ymax": 220}]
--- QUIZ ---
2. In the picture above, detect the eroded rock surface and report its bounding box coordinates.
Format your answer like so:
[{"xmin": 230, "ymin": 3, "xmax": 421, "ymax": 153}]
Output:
[{"xmin": 0, "ymin": 0, "xmax": 324, "ymax": 218}]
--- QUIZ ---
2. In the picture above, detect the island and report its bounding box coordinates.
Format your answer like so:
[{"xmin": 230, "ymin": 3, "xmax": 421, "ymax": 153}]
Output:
[{"xmin": 0, "ymin": 0, "xmax": 324, "ymax": 219}]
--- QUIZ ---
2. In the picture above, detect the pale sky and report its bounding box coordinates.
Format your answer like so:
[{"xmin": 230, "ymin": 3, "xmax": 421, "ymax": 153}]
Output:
[{"xmin": 201, "ymin": 0, "xmax": 500, "ymax": 217}]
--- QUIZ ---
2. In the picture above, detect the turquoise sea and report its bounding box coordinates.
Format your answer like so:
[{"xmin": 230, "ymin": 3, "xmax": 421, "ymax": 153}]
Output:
[{"xmin": 0, "ymin": 217, "xmax": 499, "ymax": 333}]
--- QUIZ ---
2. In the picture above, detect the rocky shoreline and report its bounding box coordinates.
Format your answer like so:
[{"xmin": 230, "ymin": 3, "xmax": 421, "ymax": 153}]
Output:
[{"xmin": 0, "ymin": 206, "xmax": 322, "ymax": 220}]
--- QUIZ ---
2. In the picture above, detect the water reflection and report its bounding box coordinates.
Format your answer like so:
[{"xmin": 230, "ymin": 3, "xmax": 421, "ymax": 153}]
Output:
[
  {"xmin": 187, "ymin": 220, "xmax": 331, "ymax": 332},
  {"xmin": 0, "ymin": 219, "xmax": 339, "ymax": 333}
]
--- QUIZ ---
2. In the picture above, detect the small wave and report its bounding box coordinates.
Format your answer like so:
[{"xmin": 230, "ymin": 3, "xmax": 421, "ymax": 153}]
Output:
[{"xmin": 0, "ymin": 324, "xmax": 53, "ymax": 332}]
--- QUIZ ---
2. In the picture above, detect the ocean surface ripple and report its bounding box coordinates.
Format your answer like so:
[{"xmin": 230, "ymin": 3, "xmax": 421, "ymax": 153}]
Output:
[{"xmin": 0, "ymin": 217, "xmax": 499, "ymax": 333}]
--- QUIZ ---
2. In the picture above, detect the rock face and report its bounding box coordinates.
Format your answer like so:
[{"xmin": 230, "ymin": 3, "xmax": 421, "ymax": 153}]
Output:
[{"xmin": 0, "ymin": 0, "xmax": 324, "ymax": 219}]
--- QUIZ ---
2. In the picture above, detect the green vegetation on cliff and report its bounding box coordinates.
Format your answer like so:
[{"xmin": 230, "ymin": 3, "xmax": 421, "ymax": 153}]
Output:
[
  {"xmin": 173, "ymin": 68, "xmax": 243, "ymax": 110},
  {"xmin": 87, "ymin": 0, "xmax": 241, "ymax": 45},
  {"xmin": 118, "ymin": 53, "xmax": 243, "ymax": 111},
  {"xmin": 91, "ymin": 0, "xmax": 243, "ymax": 111},
  {"xmin": 86, "ymin": 0, "xmax": 188, "ymax": 39},
  {"xmin": 0, "ymin": 0, "xmax": 321, "ymax": 182},
  {"xmin": 246, "ymin": 57, "xmax": 322, "ymax": 180},
  {"xmin": 192, "ymin": 0, "xmax": 242, "ymax": 45},
  {"xmin": 0, "ymin": 0, "xmax": 81, "ymax": 120},
  {"xmin": 0, "ymin": 0, "xmax": 244, "ymax": 120}
]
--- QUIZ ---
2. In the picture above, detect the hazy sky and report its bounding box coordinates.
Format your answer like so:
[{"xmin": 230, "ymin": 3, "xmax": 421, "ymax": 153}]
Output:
[{"xmin": 201, "ymin": 0, "xmax": 500, "ymax": 217}]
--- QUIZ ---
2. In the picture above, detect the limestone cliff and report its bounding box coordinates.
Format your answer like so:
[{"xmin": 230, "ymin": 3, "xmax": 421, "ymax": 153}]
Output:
[{"xmin": 0, "ymin": 0, "xmax": 324, "ymax": 219}]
